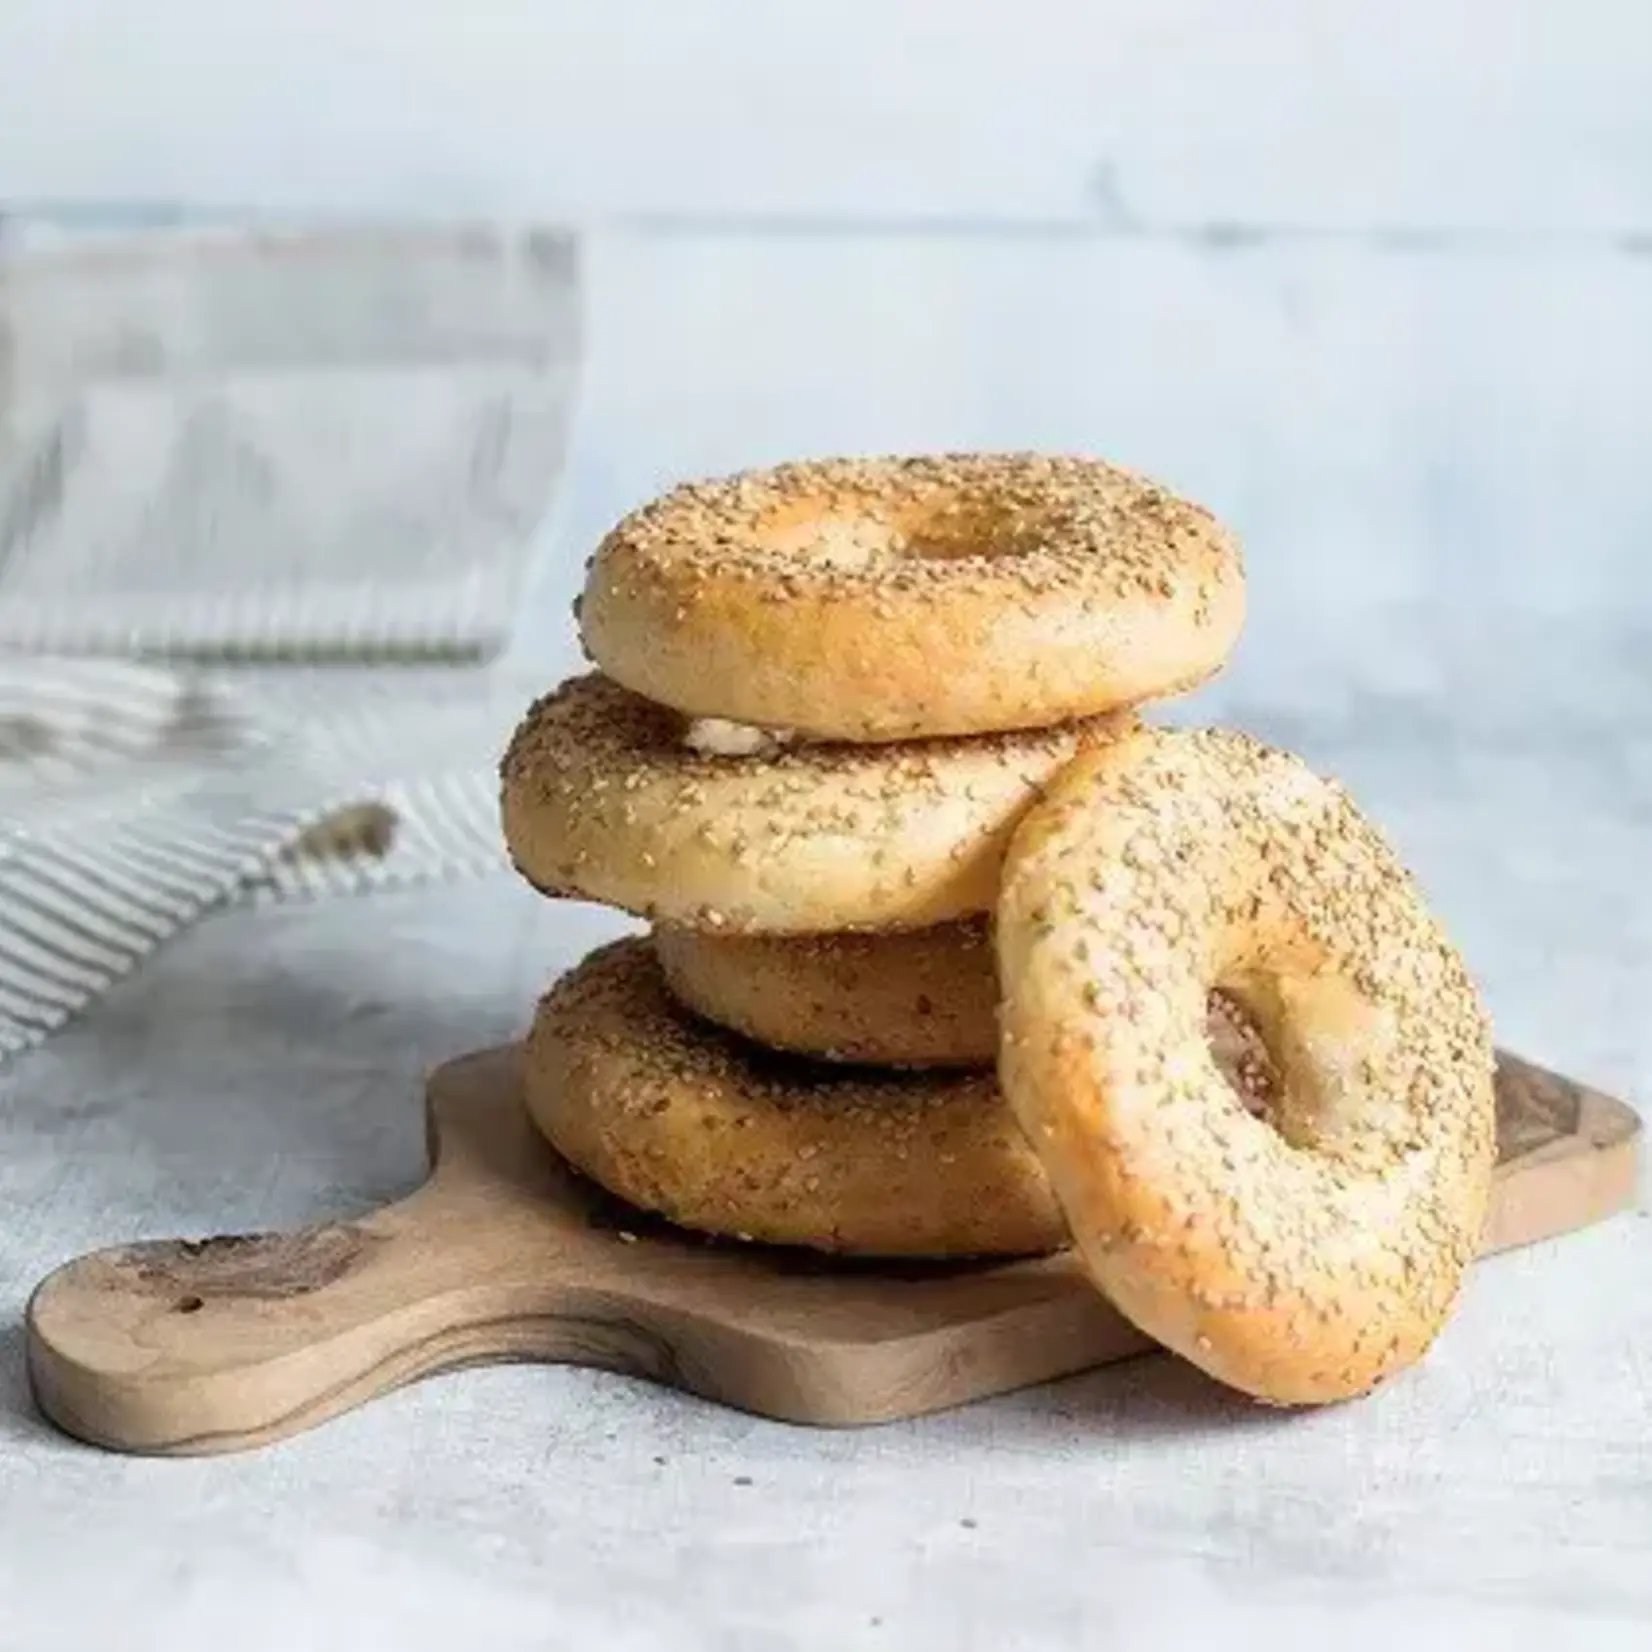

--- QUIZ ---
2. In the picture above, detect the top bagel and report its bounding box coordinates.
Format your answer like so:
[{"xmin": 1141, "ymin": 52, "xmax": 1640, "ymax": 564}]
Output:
[{"xmin": 578, "ymin": 453, "xmax": 1246, "ymax": 742}]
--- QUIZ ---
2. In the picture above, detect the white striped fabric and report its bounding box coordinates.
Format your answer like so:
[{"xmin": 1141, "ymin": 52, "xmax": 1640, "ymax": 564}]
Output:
[
  {"xmin": 0, "ymin": 654, "xmax": 327, "ymax": 1058},
  {"xmin": 0, "ymin": 654, "xmax": 545, "ymax": 1057},
  {"xmin": 0, "ymin": 219, "xmax": 583, "ymax": 1057},
  {"xmin": 0, "ymin": 224, "xmax": 581, "ymax": 662},
  {"xmin": 247, "ymin": 770, "xmax": 504, "ymax": 903},
  {"xmin": 231, "ymin": 667, "xmax": 527, "ymax": 903}
]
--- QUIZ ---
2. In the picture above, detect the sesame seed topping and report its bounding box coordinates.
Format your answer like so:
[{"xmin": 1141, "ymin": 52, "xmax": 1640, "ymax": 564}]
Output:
[
  {"xmin": 576, "ymin": 452, "xmax": 1245, "ymax": 740},
  {"xmin": 500, "ymin": 671, "xmax": 1134, "ymax": 933},
  {"xmin": 523, "ymin": 939, "xmax": 1068, "ymax": 1259},
  {"xmin": 997, "ymin": 725, "xmax": 1497, "ymax": 1406}
]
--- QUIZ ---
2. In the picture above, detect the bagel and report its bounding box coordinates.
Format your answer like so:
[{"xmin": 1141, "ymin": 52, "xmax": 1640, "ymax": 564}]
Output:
[
  {"xmin": 500, "ymin": 671, "xmax": 1133, "ymax": 934},
  {"xmin": 656, "ymin": 919, "xmax": 1278, "ymax": 1093},
  {"xmin": 996, "ymin": 726, "xmax": 1497, "ymax": 1406},
  {"xmin": 524, "ymin": 939, "xmax": 1067, "ymax": 1258},
  {"xmin": 653, "ymin": 919, "xmax": 1000, "ymax": 1067},
  {"xmin": 578, "ymin": 453, "xmax": 1245, "ymax": 742}
]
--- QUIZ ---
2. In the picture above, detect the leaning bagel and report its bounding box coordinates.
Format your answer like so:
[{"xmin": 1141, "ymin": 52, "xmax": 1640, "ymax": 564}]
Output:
[
  {"xmin": 579, "ymin": 453, "xmax": 1245, "ymax": 742},
  {"xmin": 501, "ymin": 672, "xmax": 1133, "ymax": 934},
  {"xmin": 524, "ymin": 939, "xmax": 1068, "ymax": 1259},
  {"xmin": 996, "ymin": 727, "xmax": 1497, "ymax": 1407}
]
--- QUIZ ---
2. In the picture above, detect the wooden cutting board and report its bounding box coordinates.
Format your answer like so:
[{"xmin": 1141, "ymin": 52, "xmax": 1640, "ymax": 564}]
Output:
[{"xmin": 27, "ymin": 1044, "xmax": 1641, "ymax": 1456}]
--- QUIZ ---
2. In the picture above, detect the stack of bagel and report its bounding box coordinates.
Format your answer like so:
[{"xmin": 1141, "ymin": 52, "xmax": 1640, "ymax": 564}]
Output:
[{"xmin": 501, "ymin": 454, "xmax": 1497, "ymax": 1406}]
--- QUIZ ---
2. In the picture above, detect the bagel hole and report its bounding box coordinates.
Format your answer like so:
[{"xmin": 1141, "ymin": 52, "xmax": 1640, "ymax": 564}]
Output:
[
  {"xmin": 1211, "ymin": 974, "xmax": 1395, "ymax": 1153},
  {"xmin": 899, "ymin": 502, "xmax": 1038, "ymax": 563},
  {"xmin": 1234, "ymin": 973, "xmax": 1406, "ymax": 1157},
  {"xmin": 1206, "ymin": 988, "xmax": 1282, "ymax": 1121},
  {"xmin": 761, "ymin": 507, "xmax": 893, "ymax": 569},
  {"xmin": 760, "ymin": 497, "xmax": 1041, "ymax": 567}
]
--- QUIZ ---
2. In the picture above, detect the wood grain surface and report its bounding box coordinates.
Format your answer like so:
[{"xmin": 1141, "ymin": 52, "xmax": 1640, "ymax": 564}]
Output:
[{"xmin": 26, "ymin": 1043, "xmax": 1641, "ymax": 1456}]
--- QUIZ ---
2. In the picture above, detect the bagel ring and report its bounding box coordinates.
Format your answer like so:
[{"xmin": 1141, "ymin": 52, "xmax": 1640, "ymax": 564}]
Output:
[
  {"xmin": 656, "ymin": 920, "xmax": 1279, "ymax": 1097},
  {"xmin": 524, "ymin": 939, "xmax": 1067, "ymax": 1258},
  {"xmin": 996, "ymin": 727, "xmax": 1497, "ymax": 1406},
  {"xmin": 579, "ymin": 453, "xmax": 1245, "ymax": 742},
  {"xmin": 500, "ymin": 672, "xmax": 1133, "ymax": 934},
  {"xmin": 654, "ymin": 918, "xmax": 1000, "ymax": 1067}
]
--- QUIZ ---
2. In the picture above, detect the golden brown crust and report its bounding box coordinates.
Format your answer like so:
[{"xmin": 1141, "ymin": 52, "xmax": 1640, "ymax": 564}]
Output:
[
  {"xmin": 654, "ymin": 919, "xmax": 1002, "ymax": 1067},
  {"xmin": 656, "ymin": 920, "xmax": 1281, "ymax": 1089},
  {"xmin": 579, "ymin": 453, "xmax": 1246, "ymax": 742},
  {"xmin": 523, "ymin": 940, "xmax": 1068, "ymax": 1258},
  {"xmin": 500, "ymin": 672, "xmax": 1134, "ymax": 934},
  {"xmin": 996, "ymin": 727, "xmax": 1497, "ymax": 1407}
]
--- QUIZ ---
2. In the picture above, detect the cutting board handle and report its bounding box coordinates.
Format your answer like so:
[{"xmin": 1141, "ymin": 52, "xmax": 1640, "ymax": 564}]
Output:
[
  {"xmin": 26, "ymin": 1202, "xmax": 454, "ymax": 1453},
  {"xmin": 25, "ymin": 1168, "xmax": 767, "ymax": 1457}
]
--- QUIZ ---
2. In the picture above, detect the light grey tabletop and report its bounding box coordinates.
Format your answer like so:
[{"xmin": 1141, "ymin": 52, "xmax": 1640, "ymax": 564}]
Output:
[{"xmin": 3, "ymin": 226, "xmax": 1651, "ymax": 1651}]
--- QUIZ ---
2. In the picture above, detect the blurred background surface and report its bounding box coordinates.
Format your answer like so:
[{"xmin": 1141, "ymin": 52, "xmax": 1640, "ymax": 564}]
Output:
[
  {"xmin": 6, "ymin": 0, "xmax": 1650, "ymax": 231},
  {"xmin": 6, "ymin": 1, "xmax": 1646, "ymax": 650},
  {"xmin": 4, "ymin": 2, "xmax": 1648, "ymax": 633}
]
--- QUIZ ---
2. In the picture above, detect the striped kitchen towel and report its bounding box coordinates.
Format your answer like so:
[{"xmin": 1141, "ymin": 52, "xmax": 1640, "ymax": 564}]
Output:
[
  {"xmin": 0, "ymin": 652, "xmax": 555, "ymax": 1057},
  {"xmin": 0, "ymin": 219, "xmax": 584, "ymax": 1046},
  {"xmin": 0, "ymin": 653, "xmax": 334, "ymax": 1058},
  {"xmin": 0, "ymin": 223, "xmax": 581, "ymax": 662},
  {"xmin": 233, "ymin": 665, "xmax": 535, "ymax": 903}
]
